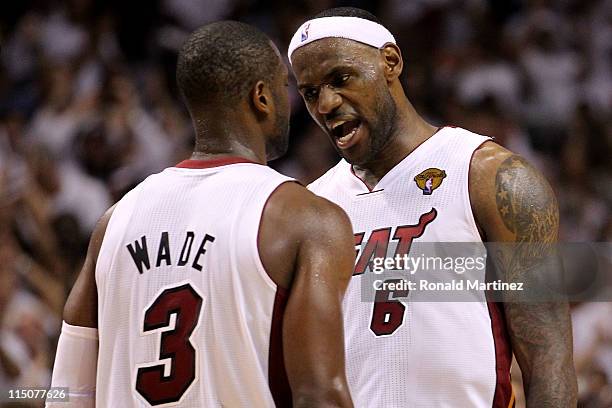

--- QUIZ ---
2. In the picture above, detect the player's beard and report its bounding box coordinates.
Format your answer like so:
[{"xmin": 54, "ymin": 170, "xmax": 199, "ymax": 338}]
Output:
[
  {"xmin": 334, "ymin": 87, "xmax": 397, "ymax": 168},
  {"xmin": 266, "ymin": 88, "xmax": 290, "ymax": 161},
  {"xmin": 351, "ymin": 85, "xmax": 397, "ymax": 167}
]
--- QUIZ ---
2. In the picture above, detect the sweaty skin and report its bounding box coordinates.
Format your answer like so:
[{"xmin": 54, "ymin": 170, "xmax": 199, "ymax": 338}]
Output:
[
  {"xmin": 470, "ymin": 143, "xmax": 577, "ymax": 407},
  {"xmin": 63, "ymin": 35, "xmax": 355, "ymax": 408},
  {"xmin": 292, "ymin": 38, "xmax": 437, "ymax": 187},
  {"xmin": 64, "ymin": 183, "xmax": 356, "ymax": 408},
  {"xmin": 259, "ymin": 182, "xmax": 355, "ymax": 407},
  {"xmin": 292, "ymin": 36, "xmax": 577, "ymax": 407}
]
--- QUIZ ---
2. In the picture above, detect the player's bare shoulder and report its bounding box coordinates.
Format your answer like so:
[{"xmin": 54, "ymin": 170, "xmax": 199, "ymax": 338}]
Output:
[
  {"xmin": 258, "ymin": 181, "xmax": 354, "ymax": 289},
  {"xmin": 468, "ymin": 141, "xmax": 558, "ymax": 242},
  {"xmin": 261, "ymin": 182, "xmax": 352, "ymax": 241}
]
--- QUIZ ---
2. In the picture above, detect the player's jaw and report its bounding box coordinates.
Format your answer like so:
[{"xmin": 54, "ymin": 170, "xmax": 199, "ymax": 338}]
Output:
[
  {"xmin": 322, "ymin": 95, "xmax": 396, "ymax": 166},
  {"xmin": 315, "ymin": 72, "xmax": 396, "ymax": 164}
]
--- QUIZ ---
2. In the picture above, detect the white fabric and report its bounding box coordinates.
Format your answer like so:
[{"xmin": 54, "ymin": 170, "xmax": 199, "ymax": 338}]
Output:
[
  {"xmin": 309, "ymin": 127, "xmax": 500, "ymax": 407},
  {"xmin": 47, "ymin": 322, "xmax": 98, "ymax": 407},
  {"xmin": 288, "ymin": 16, "xmax": 396, "ymax": 63},
  {"xmin": 95, "ymin": 162, "xmax": 293, "ymax": 407}
]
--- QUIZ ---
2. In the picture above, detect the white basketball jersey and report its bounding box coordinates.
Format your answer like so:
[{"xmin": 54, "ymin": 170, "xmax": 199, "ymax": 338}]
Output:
[
  {"xmin": 95, "ymin": 158, "xmax": 294, "ymax": 407},
  {"xmin": 309, "ymin": 127, "xmax": 514, "ymax": 408}
]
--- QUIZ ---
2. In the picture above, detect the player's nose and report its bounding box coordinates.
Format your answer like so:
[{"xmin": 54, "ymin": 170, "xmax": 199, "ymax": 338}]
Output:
[{"xmin": 317, "ymin": 85, "xmax": 342, "ymax": 116}]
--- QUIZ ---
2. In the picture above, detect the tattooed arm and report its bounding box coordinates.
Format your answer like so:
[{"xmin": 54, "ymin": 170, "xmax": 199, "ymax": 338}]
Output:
[{"xmin": 470, "ymin": 142, "xmax": 577, "ymax": 407}]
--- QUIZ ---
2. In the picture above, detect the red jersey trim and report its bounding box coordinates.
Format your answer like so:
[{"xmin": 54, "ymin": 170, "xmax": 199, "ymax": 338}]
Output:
[
  {"xmin": 487, "ymin": 301, "xmax": 514, "ymax": 408},
  {"xmin": 467, "ymin": 138, "xmax": 494, "ymax": 241},
  {"xmin": 175, "ymin": 157, "xmax": 260, "ymax": 169},
  {"xmin": 268, "ymin": 288, "xmax": 292, "ymax": 406}
]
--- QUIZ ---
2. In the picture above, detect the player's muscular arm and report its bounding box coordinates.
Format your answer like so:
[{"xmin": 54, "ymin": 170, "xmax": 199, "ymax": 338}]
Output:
[
  {"xmin": 48, "ymin": 206, "xmax": 114, "ymax": 407},
  {"xmin": 259, "ymin": 183, "xmax": 354, "ymax": 408},
  {"xmin": 470, "ymin": 143, "xmax": 577, "ymax": 407},
  {"xmin": 63, "ymin": 205, "xmax": 115, "ymax": 327}
]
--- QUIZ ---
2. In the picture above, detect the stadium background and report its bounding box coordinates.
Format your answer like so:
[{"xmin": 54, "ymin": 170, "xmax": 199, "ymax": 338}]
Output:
[{"xmin": 0, "ymin": 0, "xmax": 610, "ymax": 406}]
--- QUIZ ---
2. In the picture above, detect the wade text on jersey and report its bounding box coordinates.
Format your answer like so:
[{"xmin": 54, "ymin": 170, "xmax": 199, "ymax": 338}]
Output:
[{"xmin": 126, "ymin": 231, "xmax": 216, "ymax": 274}]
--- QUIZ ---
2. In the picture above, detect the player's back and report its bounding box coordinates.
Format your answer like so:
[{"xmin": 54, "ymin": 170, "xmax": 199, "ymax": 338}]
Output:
[{"xmin": 95, "ymin": 158, "xmax": 293, "ymax": 407}]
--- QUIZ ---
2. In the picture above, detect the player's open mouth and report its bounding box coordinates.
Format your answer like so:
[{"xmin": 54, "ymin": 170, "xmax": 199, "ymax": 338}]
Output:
[{"xmin": 331, "ymin": 119, "xmax": 362, "ymax": 149}]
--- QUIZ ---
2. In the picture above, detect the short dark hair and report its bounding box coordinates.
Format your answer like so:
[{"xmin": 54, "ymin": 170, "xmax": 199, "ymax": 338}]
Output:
[
  {"xmin": 176, "ymin": 21, "xmax": 279, "ymax": 108},
  {"xmin": 314, "ymin": 7, "xmax": 381, "ymax": 24}
]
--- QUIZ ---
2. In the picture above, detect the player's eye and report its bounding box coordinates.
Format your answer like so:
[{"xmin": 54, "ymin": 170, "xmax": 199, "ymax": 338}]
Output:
[
  {"xmin": 332, "ymin": 74, "xmax": 350, "ymax": 87},
  {"xmin": 303, "ymin": 88, "xmax": 319, "ymax": 102}
]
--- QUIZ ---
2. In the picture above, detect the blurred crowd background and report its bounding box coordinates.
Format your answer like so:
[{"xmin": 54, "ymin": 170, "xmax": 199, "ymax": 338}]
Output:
[{"xmin": 0, "ymin": 0, "xmax": 610, "ymax": 406}]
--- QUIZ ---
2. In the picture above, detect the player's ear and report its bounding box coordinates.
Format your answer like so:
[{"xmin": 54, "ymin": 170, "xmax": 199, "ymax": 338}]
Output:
[
  {"xmin": 251, "ymin": 80, "xmax": 272, "ymax": 115},
  {"xmin": 380, "ymin": 43, "xmax": 403, "ymax": 82}
]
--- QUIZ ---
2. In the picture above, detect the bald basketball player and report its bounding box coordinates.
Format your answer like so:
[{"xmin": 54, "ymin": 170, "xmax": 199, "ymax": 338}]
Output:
[
  {"xmin": 48, "ymin": 21, "xmax": 354, "ymax": 407},
  {"xmin": 288, "ymin": 7, "xmax": 577, "ymax": 408}
]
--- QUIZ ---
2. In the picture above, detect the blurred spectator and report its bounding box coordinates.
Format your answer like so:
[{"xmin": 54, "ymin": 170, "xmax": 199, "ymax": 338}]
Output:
[
  {"xmin": 27, "ymin": 65, "xmax": 85, "ymax": 159},
  {"xmin": 558, "ymin": 103, "xmax": 612, "ymax": 241},
  {"xmin": 455, "ymin": 40, "xmax": 522, "ymax": 118},
  {"xmin": 517, "ymin": 8, "xmax": 581, "ymax": 153},
  {"xmin": 573, "ymin": 302, "xmax": 612, "ymax": 407}
]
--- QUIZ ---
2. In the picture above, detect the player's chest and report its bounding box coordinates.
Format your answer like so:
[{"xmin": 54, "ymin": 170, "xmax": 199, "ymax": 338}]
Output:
[
  {"xmin": 330, "ymin": 180, "xmax": 473, "ymax": 272},
  {"xmin": 337, "ymin": 178, "xmax": 460, "ymax": 233}
]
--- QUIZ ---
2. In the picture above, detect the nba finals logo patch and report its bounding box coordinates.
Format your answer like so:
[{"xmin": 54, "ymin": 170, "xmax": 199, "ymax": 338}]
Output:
[
  {"xmin": 414, "ymin": 168, "xmax": 446, "ymax": 195},
  {"xmin": 301, "ymin": 23, "xmax": 310, "ymax": 42}
]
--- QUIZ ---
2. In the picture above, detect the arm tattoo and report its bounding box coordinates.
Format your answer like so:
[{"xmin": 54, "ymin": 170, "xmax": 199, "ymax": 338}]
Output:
[
  {"xmin": 493, "ymin": 155, "xmax": 577, "ymax": 407},
  {"xmin": 495, "ymin": 156, "xmax": 558, "ymax": 244},
  {"xmin": 495, "ymin": 156, "xmax": 559, "ymax": 275}
]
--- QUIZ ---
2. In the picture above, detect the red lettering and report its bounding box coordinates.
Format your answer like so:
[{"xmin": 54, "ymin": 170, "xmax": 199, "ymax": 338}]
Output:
[
  {"xmin": 354, "ymin": 228, "xmax": 391, "ymax": 275},
  {"xmin": 393, "ymin": 208, "xmax": 438, "ymax": 256}
]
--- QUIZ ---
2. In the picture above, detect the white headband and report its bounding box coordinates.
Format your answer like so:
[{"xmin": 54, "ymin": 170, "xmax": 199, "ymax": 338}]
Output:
[{"xmin": 287, "ymin": 16, "xmax": 396, "ymax": 64}]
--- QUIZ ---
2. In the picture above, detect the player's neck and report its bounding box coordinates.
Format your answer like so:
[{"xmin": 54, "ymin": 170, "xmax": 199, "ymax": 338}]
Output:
[
  {"xmin": 190, "ymin": 113, "xmax": 267, "ymax": 164},
  {"xmin": 190, "ymin": 139, "xmax": 265, "ymax": 165},
  {"xmin": 353, "ymin": 104, "xmax": 437, "ymax": 188}
]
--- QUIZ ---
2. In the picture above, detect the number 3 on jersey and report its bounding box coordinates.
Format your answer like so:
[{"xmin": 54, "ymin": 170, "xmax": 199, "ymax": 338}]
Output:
[{"xmin": 135, "ymin": 283, "xmax": 203, "ymax": 406}]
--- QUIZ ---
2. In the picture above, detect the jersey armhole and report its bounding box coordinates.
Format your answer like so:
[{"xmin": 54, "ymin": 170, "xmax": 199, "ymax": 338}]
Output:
[
  {"xmin": 94, "ymin": 186, "xmax": 143, "ymax": 303},
  {"xmin": 465, "ymin": 138, "xmax": 493, "ymax": 242},
  {"xmin": 251, "ymin": 180, "xmax": 297, "ymax": 293}
]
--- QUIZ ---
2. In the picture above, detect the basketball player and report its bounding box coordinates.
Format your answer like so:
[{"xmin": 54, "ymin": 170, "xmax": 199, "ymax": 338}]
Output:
[
  {"xmin": 288, "ymin": 7, "xmax": 577, "ymax": 407},
  {"xmin": 47, "ymin": 21, "xmax": 355, "ymax": 407}
]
